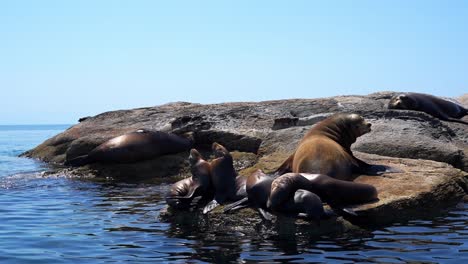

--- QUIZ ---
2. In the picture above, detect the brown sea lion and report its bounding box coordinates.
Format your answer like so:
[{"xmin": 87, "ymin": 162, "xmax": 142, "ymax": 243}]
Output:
[
  {"xmin": 276, "ymin": 113, "xmax": 398, "ymax": 179},
  {"xmin": 202, "ymin": 142, "xmax": 247, "ymax": 214},
  {"xmin": 388, "ymin": 92, "xmax": 468, "ymax": 125},
  {"xmin": 267, "ymin": 173, "xmax": 378, "ymax": 211},
  {"xmin": 165, "ymin": 149, "xmax": 213, "ymax": 209},
  {"xmin": 65, "ymin": 129, "xmax": 193, "ymax": 166}
]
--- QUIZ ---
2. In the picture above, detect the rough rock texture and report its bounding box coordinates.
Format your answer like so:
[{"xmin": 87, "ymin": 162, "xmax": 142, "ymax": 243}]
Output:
[{"xmin": 22, "ymin": 91, "xmax": 468, "ymax": 229}]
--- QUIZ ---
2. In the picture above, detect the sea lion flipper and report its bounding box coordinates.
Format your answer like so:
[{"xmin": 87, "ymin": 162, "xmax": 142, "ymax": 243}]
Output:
[
  {"xmin": 202, "ymin": 199, "xmax": 220, "ymax": 214},
  {"xmin": 341, "ymin": 207, "xmax": 358, "ymax": 216},
  {"xmin": 184, "ymin": 182, "xmax": 201, "ymax": 199},
  {"xmin": 257, "ymin": 208, "xmax": 273, "ymax": 221},
  {"xmin": 360, "ymin": 164, "xmax": 402, "ymax": 176},
  {"xmin": 274, "ymin": 154, "xmax": 294, "ymax": 175},
  {"xmin": 222, "ymin": 197, "xmax": 249, "ymax": 213},
  {"xmin": 446, "ymin": 117, "xmax": 468, "ymax": 125}
]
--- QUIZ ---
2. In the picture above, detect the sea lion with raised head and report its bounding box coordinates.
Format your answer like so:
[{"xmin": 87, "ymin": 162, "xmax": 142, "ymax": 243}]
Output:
[
  {"xmin": 65, "ymin": 129, "xmax": 193, "ymax": 166},
  {"xmin": 388, "ymin": 92, "xmax": 468, "ymax": 125},
  {"xmin": 202, "ymin": 142, "xmax": 247, "ymax": 214},
  {"xmin": 276, "ymin": 113, "xmax": 399, "ymax": 180},
  {"xmin": 165, "ymin": 149, "xmax": 213, "ymax": 209}
]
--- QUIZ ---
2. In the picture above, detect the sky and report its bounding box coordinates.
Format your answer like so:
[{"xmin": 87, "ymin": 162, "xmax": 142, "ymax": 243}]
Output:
[{"xmin": 1, "ymin": 1, "xmax": 467, "ymax": 124}]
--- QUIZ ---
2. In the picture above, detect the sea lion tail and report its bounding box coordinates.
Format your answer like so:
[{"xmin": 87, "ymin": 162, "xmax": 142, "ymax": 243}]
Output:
[
  {"xmin": 64, "ymin": 155, "xmax": 91, "ymax": 167},
  {"xmin": 274, "ymin": 154, "xmax": 294, "ymax": 175},
  {"xmin": 447, "ymin": 117, "xmax": 468, "ymax": 125}
]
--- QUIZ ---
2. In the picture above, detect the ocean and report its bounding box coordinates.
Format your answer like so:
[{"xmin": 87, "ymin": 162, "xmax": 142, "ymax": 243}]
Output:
[{"xmin": 0, "ymin": 125, "xmax": 467, "ymax": 263}]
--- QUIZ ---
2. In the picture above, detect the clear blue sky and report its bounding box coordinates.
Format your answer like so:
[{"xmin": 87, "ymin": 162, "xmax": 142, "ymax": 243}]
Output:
[{"xmin": 1, "ymin": 1, "xmax": 467, "ymax": 124}]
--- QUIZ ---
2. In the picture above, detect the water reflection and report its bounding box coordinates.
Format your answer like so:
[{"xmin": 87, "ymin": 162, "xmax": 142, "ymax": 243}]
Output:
[{"xmin": 0, "ymin": 173, "xmax": 467, "ymax": 263}]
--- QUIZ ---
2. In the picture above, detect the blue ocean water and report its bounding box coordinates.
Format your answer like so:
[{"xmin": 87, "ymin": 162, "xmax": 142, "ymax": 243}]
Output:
[{"xmin": 0, "ymin": 125, "xmax": 467, "ymax": 263}]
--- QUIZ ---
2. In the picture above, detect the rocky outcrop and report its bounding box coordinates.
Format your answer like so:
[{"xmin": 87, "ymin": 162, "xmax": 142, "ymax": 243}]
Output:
[
  {"xmin": 159, "ymin": 153, "xmax": 467, "ymax": 229},
  {"xmin": 22, "ymin": 92, "xmax": 468, "ymax": 230}
]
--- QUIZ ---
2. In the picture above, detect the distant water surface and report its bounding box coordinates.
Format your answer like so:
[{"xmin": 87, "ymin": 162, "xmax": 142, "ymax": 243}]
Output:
[{"xmin": 0, "ymin": 125, "xmax": 467, "ymax": 263}]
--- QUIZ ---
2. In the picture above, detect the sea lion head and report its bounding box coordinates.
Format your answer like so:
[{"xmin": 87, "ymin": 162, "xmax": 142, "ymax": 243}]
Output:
[
  {"xmin": 267, "ymin": 173, "xmax": 300, "ymax": 210},
  {"xmin": 347, "ymin": 113, "xmax": 372, "ymax": 137},
  {"xmin": 189, "ymin": 148, "xmax": 202, "ymax": 166},
  {"xmin": 313, "ymin": 113, "xmax": 372, "ymax": 148},
  {"xmin": 188, "ymin": 148, "xmax": 212, "ymax": 192},
  {"xmin": 388, "ymin": 94, "xmax": 416, "ymax": 110},
  {"xmin": 212, "ymin": 142, "xmax": 230, "ymax": 158}
]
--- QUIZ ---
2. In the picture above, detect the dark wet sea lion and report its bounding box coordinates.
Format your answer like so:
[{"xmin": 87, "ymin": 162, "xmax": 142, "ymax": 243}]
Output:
[
  {"xmin": 278, "ymin": 190, "xmax": 325, "ymax": 221},
  {"xmin": 223, "ymin": 169, "xmax": 277, "ymax": 220},
  {"xmin": 276, "ymin": 113, "xmax": 399, "ymax": 180},
  {"xmin": 388, "ymin": 92, "xmax": 468, "ymax": 125},
  {"xmin": 165, "ymin": 149, "xmax": 213, "ymax": 209},
  {"xmin": 268, "ymin": 173, "xmax": 378, "ymax": 209},
  {"xmin": 202, "ymin": 142, "xmax": 247, "ymax": 214},
  {"xmin": 65, "ymin": 129, "xmax": 193, "ymax": 166},
  {"xmin": 266, "ymin": 174, "xmax": 325, "ymax": 221}
]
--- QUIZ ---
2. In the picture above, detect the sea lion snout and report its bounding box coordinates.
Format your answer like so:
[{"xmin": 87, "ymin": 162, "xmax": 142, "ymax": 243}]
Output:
[
  {"xmin": 388, "ymin": 95, "xmax": 403, "ymax": 109},
  {"xmin": 363, "ymin": 122, "xmax": 372, "ymax": 133},
  {"xmin": 357, "ymin": 119, "xmax": 372, "ymax": 135}
]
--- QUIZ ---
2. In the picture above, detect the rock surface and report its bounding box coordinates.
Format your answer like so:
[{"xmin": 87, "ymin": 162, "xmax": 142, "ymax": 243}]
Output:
[{"xmin": 22, "ymin": 92, "xmax": 468, "ymax": 230}]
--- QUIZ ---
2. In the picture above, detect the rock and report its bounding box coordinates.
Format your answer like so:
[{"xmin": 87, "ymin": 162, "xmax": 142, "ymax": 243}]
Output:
[
  {"xmin": 353, "ymin": 112, "xmax": 466, "ymax": 170},
  {"xmin": 349, "ymin": 152, "xmax": 467, "ymax": 225}
]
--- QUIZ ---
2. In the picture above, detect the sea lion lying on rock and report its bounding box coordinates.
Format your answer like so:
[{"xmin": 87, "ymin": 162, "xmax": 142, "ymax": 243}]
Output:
[
  {"xmin": 223, "ymin": 169, "xmax": 277, "ymax": 220},
  {"xmin": 267, "ymin": 173, "xmax": 378, "ymax": 210},
  {"xmin": 276, "ymin": 113, "xmax": 400, "ymax": 179},
  {"xmin": 224, "ymin": 170, "xmax": 326, "ymax": 222},
  {"xmin": 388, "ymin": 92, "xmax": 468, "ymax": 125},
  {"xmin": 165, "ymin": 149, "xmax": 213, "ymax": 209},
  {"xmin": 65, "ymin": 129, "xmax": 193, "ymax": 166}
]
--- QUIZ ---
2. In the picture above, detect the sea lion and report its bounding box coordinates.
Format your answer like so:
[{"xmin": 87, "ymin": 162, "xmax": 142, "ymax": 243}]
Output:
[
  {"xmin": 267, "ymin": 173, "xmax": 378, "ymax": 210},
  {"xmin": 275, "ymin": 189, "xmax": 325, "ymax": 222},
  {"xmin": 276, "ymin": 113, "xmax": 398, "ymax": 180},
  {"xmin": 202, "ymin": 142, "xmax": 247, "ymax": 214},
  {"xmin": 65, "ymin": 129, "xmax": 193, "ymax": 166},
  {"xmin": 165, "ymin": 149, "xmax": 213, "ymax": 209},
  {"xmin": 388, "ymin": 92, "xmax": 468, "ymax": 125},
  {"xmin": 223, "ymin": 169, "xmax": 277, "ymax": 220},
  {"xmin": 266, "ymin": 174, "xmax": 325, "ymax": 221}
]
